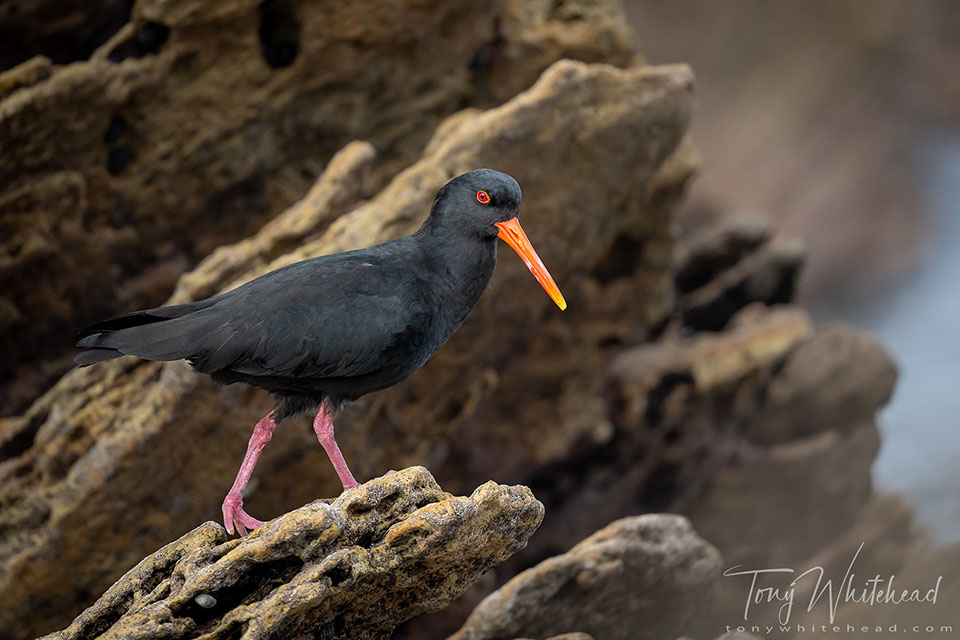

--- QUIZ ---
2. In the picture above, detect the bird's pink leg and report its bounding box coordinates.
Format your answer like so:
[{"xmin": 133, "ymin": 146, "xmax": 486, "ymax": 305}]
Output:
[
  {"xmin": 222, "ymin": 411, "xmax": 276, "ymax": 536},
  {"xmin": 313, "ymin": 405, "xmax": 360, "ymax": 490}
]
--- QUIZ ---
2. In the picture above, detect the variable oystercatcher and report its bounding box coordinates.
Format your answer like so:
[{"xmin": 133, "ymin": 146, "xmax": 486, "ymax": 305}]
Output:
[{"xmin": 76, "ymin": 169, "xmax": 565, "ymax": 535}]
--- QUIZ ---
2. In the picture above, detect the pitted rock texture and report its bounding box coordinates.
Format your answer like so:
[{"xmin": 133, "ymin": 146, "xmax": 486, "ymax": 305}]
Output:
[
  {"xmin": 448, "ymin": 514, "xmax": 722, "ymax": 640},
  {"xmin": 0, "ymin": 58, "xmax": 695, "ymax": 639},
  {"xmin": 0, "ymin": 0, "xmax": 636, "ymax": 414},
  {"xmin": 41, "ymin": 467, "xmax": 544, "ymax": 640}
]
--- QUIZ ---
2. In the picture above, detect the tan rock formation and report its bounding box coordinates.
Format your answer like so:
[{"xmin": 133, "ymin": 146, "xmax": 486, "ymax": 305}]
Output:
[{"xmin": 41, "ymin": 467, "xmax": 543, "ymax": 640}]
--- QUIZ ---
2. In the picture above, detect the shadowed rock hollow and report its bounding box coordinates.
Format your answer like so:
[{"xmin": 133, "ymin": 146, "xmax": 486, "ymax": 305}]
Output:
[{"xmin": 42, "ymin": 467, "xmax": 544, "ymax": 640}]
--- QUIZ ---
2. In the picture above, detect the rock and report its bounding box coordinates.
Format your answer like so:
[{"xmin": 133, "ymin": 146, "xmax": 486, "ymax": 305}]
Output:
[
  {"xmin": 609, "ymin": 306, "xmax": 813, "ymax": 402},
  {"xmin": 676, "ymin": 318, "xmax": 895, "ymax": 570},
  {"xmin": 41, "ymin": 467, "xmax": 544, "ymax": 640},
  {"xmin": 448, "ymin": 514, "xmax": 722, "ymax": 640},
  {"xmin": 674, "ymin": 212, "xmax": 805, "ymax": 331},
  {"xmin": 685, "ymin": 423, "xmax": 880, "ymax": 569},
  {"xmin": 766, "ymin": 493, "xmax": 917, "ymax": 627},
  {"xmin": 0, "ymin": 58, "xmax": 695, "ymax": 639},
  {"xmin": 168, "ymin": 139, "xmax": 378, "ymax": 305},
  {"xmin": 475, "ymin": 0, "xmax": 637, "ymax": 104},
  {"xmin": 744, "ymin": 323, "xmax": 898, "ymax": 444},
  {"xmin": 516, "ymin": 306, "xmax": 812, "ymax": 562},
  {"xmin": 534, "ymin": 301, "xmax": 890, "ymax": 572},
  {"xmin": 0, "ymin": 55, "xmax": 53, "ymax": 100},
  {"xmin": 674, "ymin": 212, "xmax": 774, "ymax": 294},
  {"xmin": 599, "ymin": 302, "xmax": 891, "ymax": 571}
]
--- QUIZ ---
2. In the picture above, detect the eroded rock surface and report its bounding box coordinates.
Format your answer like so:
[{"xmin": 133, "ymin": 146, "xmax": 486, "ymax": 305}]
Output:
[
  {"xmin": 42, "ymin": 467, "xmax": 543, "ymax": 640},
  {"xmin": 448, "ymin": 514, "xmax": 722, "ymax": 640}
]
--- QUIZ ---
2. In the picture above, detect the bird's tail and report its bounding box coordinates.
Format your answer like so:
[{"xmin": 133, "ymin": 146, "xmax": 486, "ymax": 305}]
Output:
[
  {"xmin": 75, "ymin": 346, "xmax": 126, "ymax": 366},
  {"xmin": 75, "ymin": 300, "xmax": 216, "ymax": 367}
]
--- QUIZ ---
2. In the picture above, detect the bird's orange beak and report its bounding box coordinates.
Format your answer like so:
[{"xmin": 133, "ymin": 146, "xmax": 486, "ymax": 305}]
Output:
[{"xmin": 494, "ymin": 217, "xmax": 567, "ymax": 310}]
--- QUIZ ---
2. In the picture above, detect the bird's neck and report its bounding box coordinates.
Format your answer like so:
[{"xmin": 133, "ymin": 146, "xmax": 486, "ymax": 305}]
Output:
[{"xmin": 414, "ymin": 224, "xmax": 498, "ymax": 315}]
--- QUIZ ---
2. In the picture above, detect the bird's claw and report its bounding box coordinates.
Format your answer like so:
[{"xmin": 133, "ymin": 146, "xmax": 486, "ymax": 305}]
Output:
[{"xmin": 222, "ymin": 491, "xmax": 264, "ymax": 536}]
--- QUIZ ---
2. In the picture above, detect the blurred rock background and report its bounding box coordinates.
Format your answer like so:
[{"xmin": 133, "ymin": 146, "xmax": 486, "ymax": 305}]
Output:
[
  {"xmin": 627, "ymin": 0, "xmax": 960, "ymax": 543},
  {"xmin": 1, "ymin": 1, "xmax": 958, "ymax": 639}
]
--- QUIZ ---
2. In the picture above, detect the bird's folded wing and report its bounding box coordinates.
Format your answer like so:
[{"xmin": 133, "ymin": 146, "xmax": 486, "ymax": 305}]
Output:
[{"xmin": 189, "ymin": 259, "xmax": 427, "ymax": 379}]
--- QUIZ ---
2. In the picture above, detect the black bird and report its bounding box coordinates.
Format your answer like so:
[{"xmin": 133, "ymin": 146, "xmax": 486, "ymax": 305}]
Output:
[{"xmin": 76, "ymin": 169, "xmax": 565, "ymax": 535}]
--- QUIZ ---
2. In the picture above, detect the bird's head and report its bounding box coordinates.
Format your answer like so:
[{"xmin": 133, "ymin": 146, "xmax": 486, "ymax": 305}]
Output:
[{"xmin": 428, "ymin": 168, "xmax": 566, "ymax": 310}]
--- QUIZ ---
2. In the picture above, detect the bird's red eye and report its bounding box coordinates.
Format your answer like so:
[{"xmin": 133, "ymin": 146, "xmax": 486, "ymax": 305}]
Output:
[{"xmin": 476, "ymin": 190, "xmax": 490, "ymax": 204}]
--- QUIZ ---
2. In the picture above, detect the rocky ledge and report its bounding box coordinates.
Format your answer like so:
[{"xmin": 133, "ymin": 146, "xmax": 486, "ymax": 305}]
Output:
[{"xmin": 43, "ymin": 467, "xmax": 544, "ymax": 640}]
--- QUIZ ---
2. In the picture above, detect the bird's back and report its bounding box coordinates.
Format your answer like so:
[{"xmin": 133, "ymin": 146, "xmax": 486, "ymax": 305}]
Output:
[{"xmin": 76, "ymin": 234, "xmax": 490, "ymax": 409}]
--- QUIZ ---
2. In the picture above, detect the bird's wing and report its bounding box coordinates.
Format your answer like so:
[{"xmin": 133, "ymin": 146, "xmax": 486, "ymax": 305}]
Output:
[{"xmin": 188, "ymin": 255, "xmax": 431, "ymax": 379}]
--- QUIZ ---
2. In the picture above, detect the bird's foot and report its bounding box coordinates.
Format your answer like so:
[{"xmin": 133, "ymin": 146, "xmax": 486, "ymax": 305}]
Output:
[{"xmin": 222, "ymin": 491, "xmax": 264, "ymax": 536}]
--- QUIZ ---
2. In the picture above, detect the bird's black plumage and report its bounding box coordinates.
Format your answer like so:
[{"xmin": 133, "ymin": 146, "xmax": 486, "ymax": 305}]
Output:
[{"xmin": 76, "ymin": 169, "xmax": 525, "ymax": 420}]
